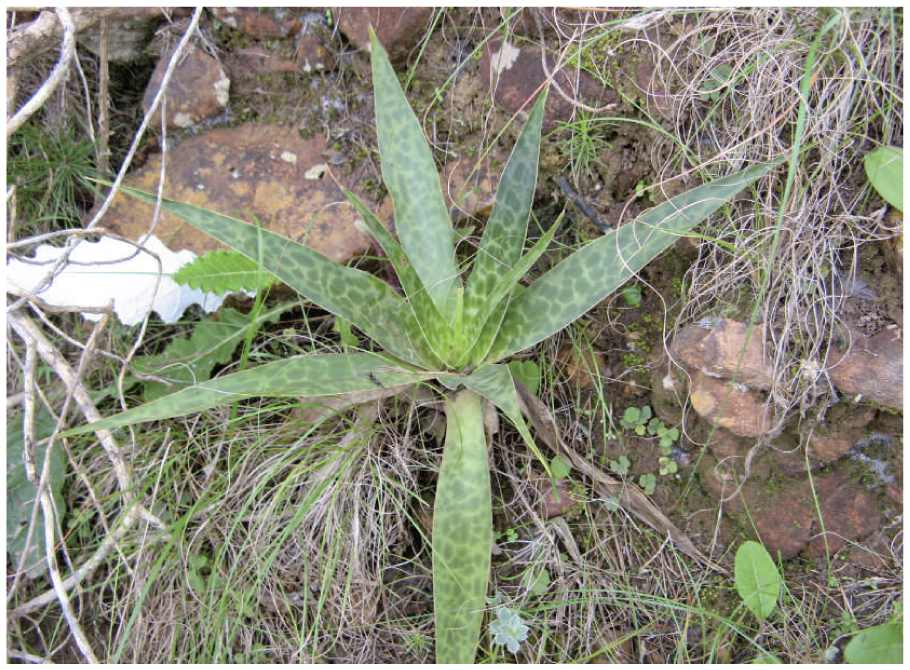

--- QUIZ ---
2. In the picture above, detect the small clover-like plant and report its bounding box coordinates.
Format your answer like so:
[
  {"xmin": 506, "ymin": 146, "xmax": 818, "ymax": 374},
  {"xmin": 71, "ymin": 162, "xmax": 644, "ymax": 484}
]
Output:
[
  {"xmin": 621, "ymin": 405, "xmax": 651, "ymax": 434},
  {"xmin": 647, "ymin": 417, "xmax": 679, "ymax": 453},
  {"xmin": 60, "ymin": 28, "xmax": 776, "ymax": 664},
  {"xmin": 610, "ymin": 455, "xmax": 631, "ymax": 475},
  {"xmin": 639, "ymin": 473, "xmax": 657, "ymax": 495},
  {"xmin": 658, "ymin": 456, "xmax": 678, "ymax": 476}
]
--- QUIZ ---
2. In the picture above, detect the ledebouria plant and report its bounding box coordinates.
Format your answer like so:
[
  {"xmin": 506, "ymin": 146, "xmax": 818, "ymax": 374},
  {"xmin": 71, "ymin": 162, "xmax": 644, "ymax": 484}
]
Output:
[{"xmin": 63, "ymin": 30, "xmax": 774, "ymax": 663}]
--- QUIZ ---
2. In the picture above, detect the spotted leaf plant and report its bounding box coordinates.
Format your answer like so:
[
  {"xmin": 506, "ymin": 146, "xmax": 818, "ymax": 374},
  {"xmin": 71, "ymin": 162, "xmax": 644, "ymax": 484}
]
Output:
[{"xmin": 63, "ymin": 31, "xmax": 774, "ymax": 663}]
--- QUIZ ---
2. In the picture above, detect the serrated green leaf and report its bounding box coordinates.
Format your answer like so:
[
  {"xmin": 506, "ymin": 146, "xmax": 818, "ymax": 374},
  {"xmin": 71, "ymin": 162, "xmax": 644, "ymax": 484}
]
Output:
[
  {"xmin": 488, "ymin": 162, "xmax": 778, "ymax": 361},
  {"xmin": 133, "ymin": 306, "xmax": 285, "ymax": 402},
  {"xmin": 173, "ymin": 249, "xmax": 280, "ymax": 294},
  {"xmin": 370, "ymin": 30, "xmax": 462, "ymax": 320},
  {"xmin": 734, "ymin": 540, "xmax": 782, "ymax": 621},
  {"xmin": 61, "ymin": 353, "xmax": 429, "ymax": 437}
]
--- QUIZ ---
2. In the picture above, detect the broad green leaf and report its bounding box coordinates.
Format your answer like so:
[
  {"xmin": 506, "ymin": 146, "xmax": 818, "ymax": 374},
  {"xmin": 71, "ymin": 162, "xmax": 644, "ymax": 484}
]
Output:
[
  {"xmin": 345, "ymin": 189, "xmax": 452, "ymax": 365},
  {"xmin": 370, "ymin": 30, "xmax": 462, "ymax": 320},
  {"xmin": 7, "ymin": 408, "xmax": 66, "ymax": 579},
  {"xmin": 173, "ymin": 249, "xmax": 280, "ymax": 294},
  {"xmin": 61, "ymin": 353, "xmax": 428, "ymax": 437},
  {"xmin": 488, "ymin": 162, "xmax": 777, "ymax": 361},
  {"xmin": 110, "ymin": 184, "xmax": 436, "ymax": 369},
  {"xmin": 734, "ymin": 540, "xmax": 782, "ymax": 620},
  {"xmin": 844, "ymin": 621, "xmax": 903, "ymax": 664},
  {"xmin": 864, "ymin": 145, "xmax": 903, "ymax": 212},
  {"xmin": 433, "ymin": 389, "xmax": 491, "ymax": 663},
  {"xmin": 464, "ymin": 90, "xmax": 547, "ymax": 323}
]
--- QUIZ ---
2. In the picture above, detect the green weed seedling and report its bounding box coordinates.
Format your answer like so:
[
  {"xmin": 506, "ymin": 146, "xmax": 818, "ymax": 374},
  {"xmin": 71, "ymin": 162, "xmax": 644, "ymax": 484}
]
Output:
[
  {"xmin": 60, "ymin": 29, "xmax": 775, "ymax": 663},
  {"xmin": 621, "ymin": 405, "xmax": 652, "ymax": 435},
  {"xmin": 609, "ymin": 455, "xmax": 631, "ymax": 475},
  {"xmin": 638, "ymin": 473, "xmax": 657, "ymax": 495},
  {"xmin": 734, "ymin": 541, "xmax": 782, "ymax": 621},
  {"xmin": 487, "ymin": 593, "xmax": 530, "ymax": 655},
  {"xmin": 863, "ymin": 145, "xmax": 902, "ymax": 212}
]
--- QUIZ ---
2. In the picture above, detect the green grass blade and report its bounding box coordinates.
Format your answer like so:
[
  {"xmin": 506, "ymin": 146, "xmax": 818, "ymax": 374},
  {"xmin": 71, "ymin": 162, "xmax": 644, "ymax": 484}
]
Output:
[
  {"xmin": 111, "ymin": 184, "xmax": 436, "ymax": 368},
  {"xmin": 344, "ymin": 188, "xmax": 453, "ymax": 365},
  {"xmin": 434, "ymin": 389, "xmax": 491, "ymax": 664},
  {"xmin": 463, "ymin": 90, "xmax": 547, "ymax": 323},
  {"xmin": 489, "ymin": 162, "xmax": 778, "ymax": 360},
  {"xmin": 370, "ymin": 30, "xmax": 462, "ymax": 320},
  {"xmin": 61, "ymin": 353, "xmax": 426, "ymax": 437}
]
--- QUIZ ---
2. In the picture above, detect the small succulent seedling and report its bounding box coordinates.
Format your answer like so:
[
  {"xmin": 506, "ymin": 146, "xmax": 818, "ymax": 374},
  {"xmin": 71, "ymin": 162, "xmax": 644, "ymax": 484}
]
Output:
[{"xmin": 61, "ymin": 30, "xmax": 775, "ymax": 663}]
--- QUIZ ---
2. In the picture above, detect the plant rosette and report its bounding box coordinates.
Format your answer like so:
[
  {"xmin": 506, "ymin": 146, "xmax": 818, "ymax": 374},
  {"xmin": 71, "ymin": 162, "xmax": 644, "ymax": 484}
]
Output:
[{"xmin": 62, "ymin": 29, "xmax": 776, "ymax": 663}]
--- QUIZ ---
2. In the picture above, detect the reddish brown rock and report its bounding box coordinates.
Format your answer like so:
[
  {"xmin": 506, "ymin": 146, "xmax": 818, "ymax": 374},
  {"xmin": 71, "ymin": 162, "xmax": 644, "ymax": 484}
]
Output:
[
  {"xmin": 335, "ymin": 7, "xmax": 433, "ymax": 68},
  {"xmin": 803, "ymin": 469, "xmax": 881, "ymax": 559},
  {"xmin": 826, "ymin": 327, "xmax": 903, "ymax": 410},
  {"xmin": 442, "ymin": 153, "xmax": 507, "ymax": 224},
  {"xmin": 688, "ymin": 369, "xmax": 775, "ymax": 437},
  {"xmin": 481, "ymin": 35, "xmax": 618, "ymax": 132},
  {"xmin": 805, "ymin": 405, "xmax": 875, "ymax": 463},
  {"xmin": 752, "ymin": 487, "xmax": 814, "ymax": 561},
  {"xmin": 671, "ymin": 319, "xmax": 775, "ymax": 390},
  {"xmin": 209, "ymin": 7, "xmax": 301, "ymax": 39},
  {"xmin": 539, "ymin": 479, "xmax": 578, "ymax": 519},
  {"xmin": 142, "ymin": 43, "xmax": 229, "ymax": 130},
  {"xmin": 94, "ymin": 123, "xmax": 382, "ymax": 263},
  {"xmin": 296, "ymin": 33, "xmax": 335, "ymax": 72}
]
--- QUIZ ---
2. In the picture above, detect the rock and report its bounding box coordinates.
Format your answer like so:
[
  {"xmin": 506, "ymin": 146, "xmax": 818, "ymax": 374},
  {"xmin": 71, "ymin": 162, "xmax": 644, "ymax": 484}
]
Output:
[
  {"xmin": 209, "ymin": 7, "xmax": 301, "ymax": 40},
  {"xmin": 539, "ymin": 479, "xmax": 580, "ymax": 519},
  {"xmin": 76, "ymin": 8, "xmax": 173, "ymax": 63},
  {"xmin": 688, "ymin": 369, "xmax": 775, "ymax": 437},
  {"xmin": 826, "ymin": 326, "xmax": 902, "ymax": 410},
  {"xmin": 671, "ymin": 319, "xmax": 775, "ymax": 390},
  {"xmin": 803, "ymin": 469, "xmax": 881, "ymax": 559},
  {"xmin": 142, "ymin": 43, "xmax": 230, "ymax": 130},
  {"xmin": 481, "ymin": 35, "xmax": 619, "ymax": 132},
  {"xmin": 94, "ymin": 123, "xmax": 383, "ymax": 263},
  {"xmin": 752, "ymin": 487, "xmax": 814, "ymax": 561},
  {"xmin": 805, "ymin": 405, "xmax": 875, "ymax": 463},
  {"xmin": 334, "ymin": 7, "xmax": 433, "ymax": 69},
  {"xmin": 442, "ymin": 153, "xmax": 509, "ymax": 224},
  {"xmin": 295, "ymin": 33, "xmax": 335, "ymax": 72}
]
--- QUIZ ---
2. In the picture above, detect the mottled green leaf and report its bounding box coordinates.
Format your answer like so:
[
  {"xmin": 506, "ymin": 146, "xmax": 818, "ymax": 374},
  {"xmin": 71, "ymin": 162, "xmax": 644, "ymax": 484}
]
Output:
[
  {"xmin": 370, "ymin": 30, "xmax": 462, "ymax": 320},
  {"xmin": 464, "ymin": 90, "xmax": 547, "ymax": 324},
  {"xmin": 134, "ymin": 306, "xmax": 284, "ymax": 402},
  {"xmin": 345, "ymin": 188, "xmax": 451, "ymax": 365},
  {"xmin": 433, "ymin": 390, "xmax": 491, "ymax": 663},
  {"xmin": 488, "ymin": 162, "xmax": 777, "ymax": 360},
  {"xmin": 61, "ymin": 353, "xmax": 428, "ymax": 437},
  {"xmin": 110, "ymin": 184, "xmax": 436, "ymax": 368}
]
